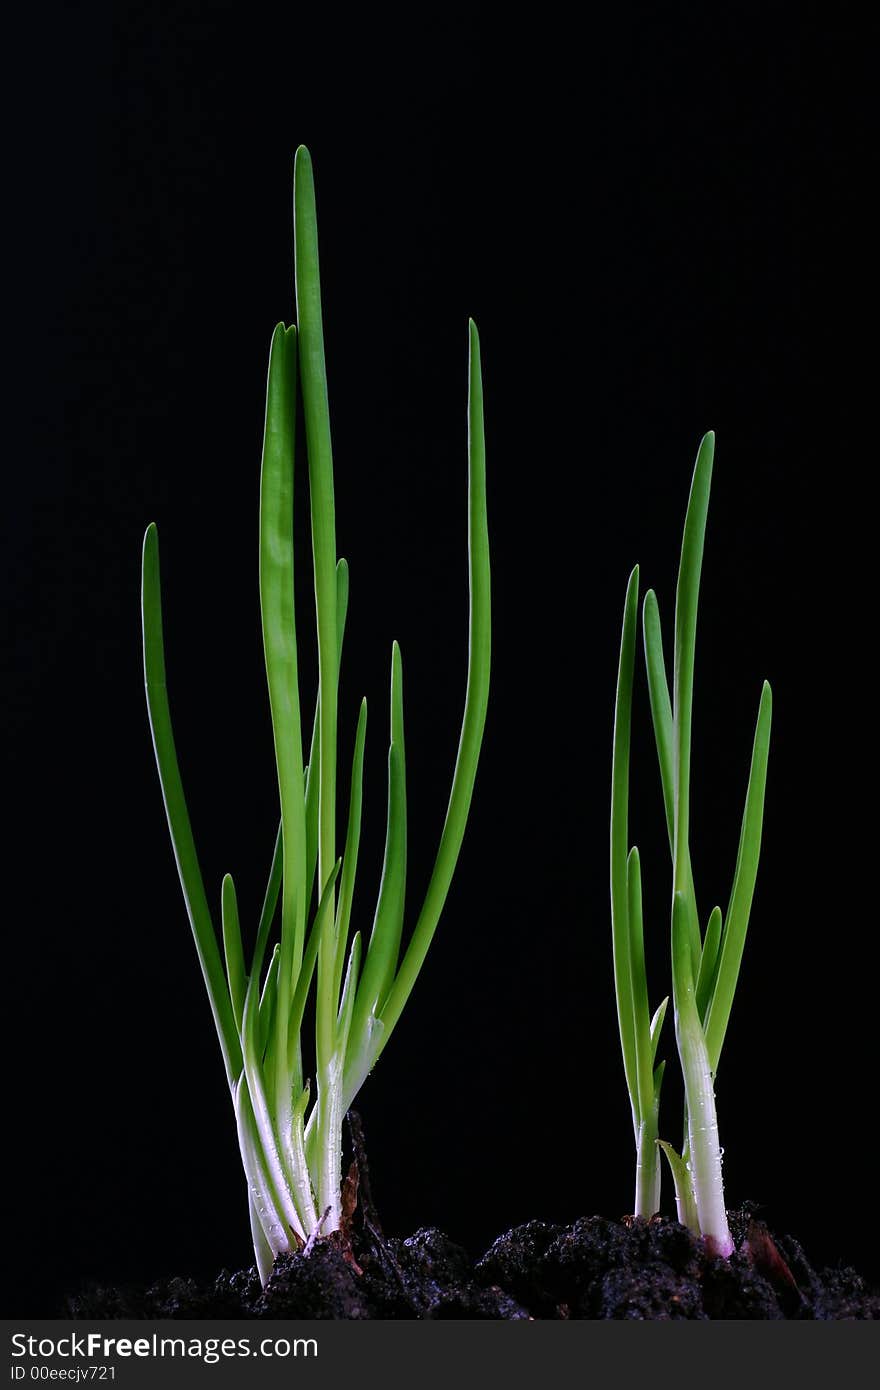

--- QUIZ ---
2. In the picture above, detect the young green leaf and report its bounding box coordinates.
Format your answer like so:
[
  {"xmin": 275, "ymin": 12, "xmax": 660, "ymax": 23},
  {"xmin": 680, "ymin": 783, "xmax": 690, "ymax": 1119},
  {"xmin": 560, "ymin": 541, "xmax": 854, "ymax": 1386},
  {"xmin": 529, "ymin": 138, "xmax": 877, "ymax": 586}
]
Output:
[
  {"xmin": 627, "ymin": 846, "xmax": 655, "ymax": 1127},
  {"xmin": 657, "ymin": 1139, "xmax": 699, "ymax": 1234},
  {"xmin": 643, "ymin": 589, "xmax": 702, "ymax": 965},
  {"xmin": 351, "ymin": 646, "xmax": 408, "ymax": 1046},
  {"xmin": 610, "ymin": 566, "xmax": 640, "ymax": 1127},
  {"xmin": 672, "ymin": 431, "xmax": 714, "ymax": 978},
  {"xmin": 695, "ymin": 905, "xmax": 722, "ymax": 1024},
  {"xmin": 294, "ymin": 144, "xmax": 338, "ymax": 899},
  {"xmin": 704, "ymin": 681, "xmax": 773, "ymax": 1073},
  {"xmin": 221, "ymin": 873, "xmax": 247, "ymax": 1034},
  {"xmin": 649, "ymin": 997, "xmax": 669, "ymax": 1064},
  {"xmin": 365, "ymin": 319, "xmax": 491, "ymax": 1062},
  {"xmin": 333, "ymin": 698, "xmax": 368, "ymax": 1003},
  {"xmin": 142, "ymin": 523, "xmax": 242, "ymax": 1087}
]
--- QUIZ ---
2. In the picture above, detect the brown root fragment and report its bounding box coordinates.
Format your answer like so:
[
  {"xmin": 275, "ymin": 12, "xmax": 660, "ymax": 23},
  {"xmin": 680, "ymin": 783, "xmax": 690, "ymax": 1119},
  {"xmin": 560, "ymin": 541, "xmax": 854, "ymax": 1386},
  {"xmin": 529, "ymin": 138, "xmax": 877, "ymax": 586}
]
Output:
[{"xmin": 741, "ymin": 1218, "xmax": 801, "ymax": 1295}]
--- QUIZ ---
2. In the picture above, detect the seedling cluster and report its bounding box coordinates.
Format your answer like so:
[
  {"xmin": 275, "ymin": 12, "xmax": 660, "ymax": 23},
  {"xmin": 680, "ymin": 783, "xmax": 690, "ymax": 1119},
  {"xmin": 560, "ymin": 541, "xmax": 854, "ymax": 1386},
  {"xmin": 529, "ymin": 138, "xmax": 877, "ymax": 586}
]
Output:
[
  {"xmin": 142, "ymin": 149, "xmax": 772, "ymax": 1283},
  {"xmin": 142, "ymin": 147, "xmax": 489, "ymax": 1282},
  {"xmin": 611, "ymin": 432, "xmax": 771, "ymax": 1254}
]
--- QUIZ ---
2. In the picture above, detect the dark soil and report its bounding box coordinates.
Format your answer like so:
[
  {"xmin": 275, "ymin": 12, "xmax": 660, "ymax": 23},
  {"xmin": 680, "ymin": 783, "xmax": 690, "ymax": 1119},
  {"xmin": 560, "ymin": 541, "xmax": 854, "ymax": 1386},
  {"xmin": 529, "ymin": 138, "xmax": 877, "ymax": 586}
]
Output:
[
  {"xmin": 68, "ymin": 1115, "xmax": 878, "ymax": 1320},
  {"xmin": 68, "ymin": 1209, "xmax": 879, "ymax": 1320}
]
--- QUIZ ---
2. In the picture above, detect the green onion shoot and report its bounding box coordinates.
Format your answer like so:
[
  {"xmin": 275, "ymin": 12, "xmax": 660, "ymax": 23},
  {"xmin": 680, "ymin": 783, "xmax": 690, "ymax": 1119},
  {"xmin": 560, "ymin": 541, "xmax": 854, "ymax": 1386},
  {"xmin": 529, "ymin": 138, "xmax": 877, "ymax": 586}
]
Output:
[
  {"xmin": 141, "ymin": 146, "xmax": 491, "ymax": 1283},
  {"xmin": 611, "ymin": 432, "xmax": 772, "ymax": 1255}
]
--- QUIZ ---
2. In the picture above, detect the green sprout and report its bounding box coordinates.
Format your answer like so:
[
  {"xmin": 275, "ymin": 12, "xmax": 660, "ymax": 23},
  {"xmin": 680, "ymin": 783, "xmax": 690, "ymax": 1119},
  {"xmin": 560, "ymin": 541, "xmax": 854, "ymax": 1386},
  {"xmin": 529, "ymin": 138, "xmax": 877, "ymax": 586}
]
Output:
[
  {"xmin": 611, "ymin": 432, "xmax": 772, "ymax": 1254},
  {"xmin": 141, "ymin": 146, "xmax": 491, "ymax": 1283}
]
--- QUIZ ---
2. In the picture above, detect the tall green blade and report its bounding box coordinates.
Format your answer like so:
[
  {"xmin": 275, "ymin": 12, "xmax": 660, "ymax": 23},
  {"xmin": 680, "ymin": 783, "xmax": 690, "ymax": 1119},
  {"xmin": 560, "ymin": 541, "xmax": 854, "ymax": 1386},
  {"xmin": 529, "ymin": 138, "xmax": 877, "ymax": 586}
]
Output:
[
  {"xmin": 642, "ymin": 588, "xmax": 675, "ymax": 843},
  {"xmin": 704, "ymin": 681, "xmax": 773, "ymax": 1072},
  {"xmin": 141, "ymin": 523, "xmax": 242, "ymax": 1087},
  {"xmin": 304, "ymin": 557, "xmax": 350, "ymax": 917},
  {"xmin": 695, "ymin": 904, "xmax": 722, "ymax": 1023},
  {"xmin": 221, "ymin": 873, "xmax": 246, "ymax": 1034},
  {"xmin": 642, "ymin": 589, "xmax": 702, "ymax": 969},
  {"xmin": 351, "ymin": 643, "xmax": 407, "ymax": 1044},
  {"xmin": 672, "ymin": 432, "xmax": 715, "ymax": 976},
  {"xmin": 627, "ymin": 846, "xmax": 655, "ymax": 1124},
  {"xmin": 291, "ymin": 859, "xmax": 342, "ymax": 1074},
  {"xmin": 304, "ymin": 740, "xmax": 320, "ymax": 916},
  {"xmin": 365, "ymin": 319, "xmax": 491, "ymax": 1068},
  {"xmin": 294, "ymin": 145, "xmax": 338, "ymax": 901},
  {"xmin": 610, "ymin": 566, "xmax": 641, "ymax": 1127},
  {"xmin": 252, "ymin": 822, "xmax": 282, "ymax": 982},
  {"xmin": 628, "ymin": 841, "xmax": 664, "ymax": 1216},
  {"xmin": 259, "ymin": 321, "xmax": 308, "ymax": 1111}
]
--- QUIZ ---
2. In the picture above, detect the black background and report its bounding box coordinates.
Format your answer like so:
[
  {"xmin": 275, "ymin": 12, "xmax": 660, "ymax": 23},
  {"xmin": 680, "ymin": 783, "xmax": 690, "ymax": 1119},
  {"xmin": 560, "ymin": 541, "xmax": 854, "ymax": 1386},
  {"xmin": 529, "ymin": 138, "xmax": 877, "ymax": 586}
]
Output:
[{"xmin": 5, "ymin": 4, "xmax": 876, "ymax": 1315}]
